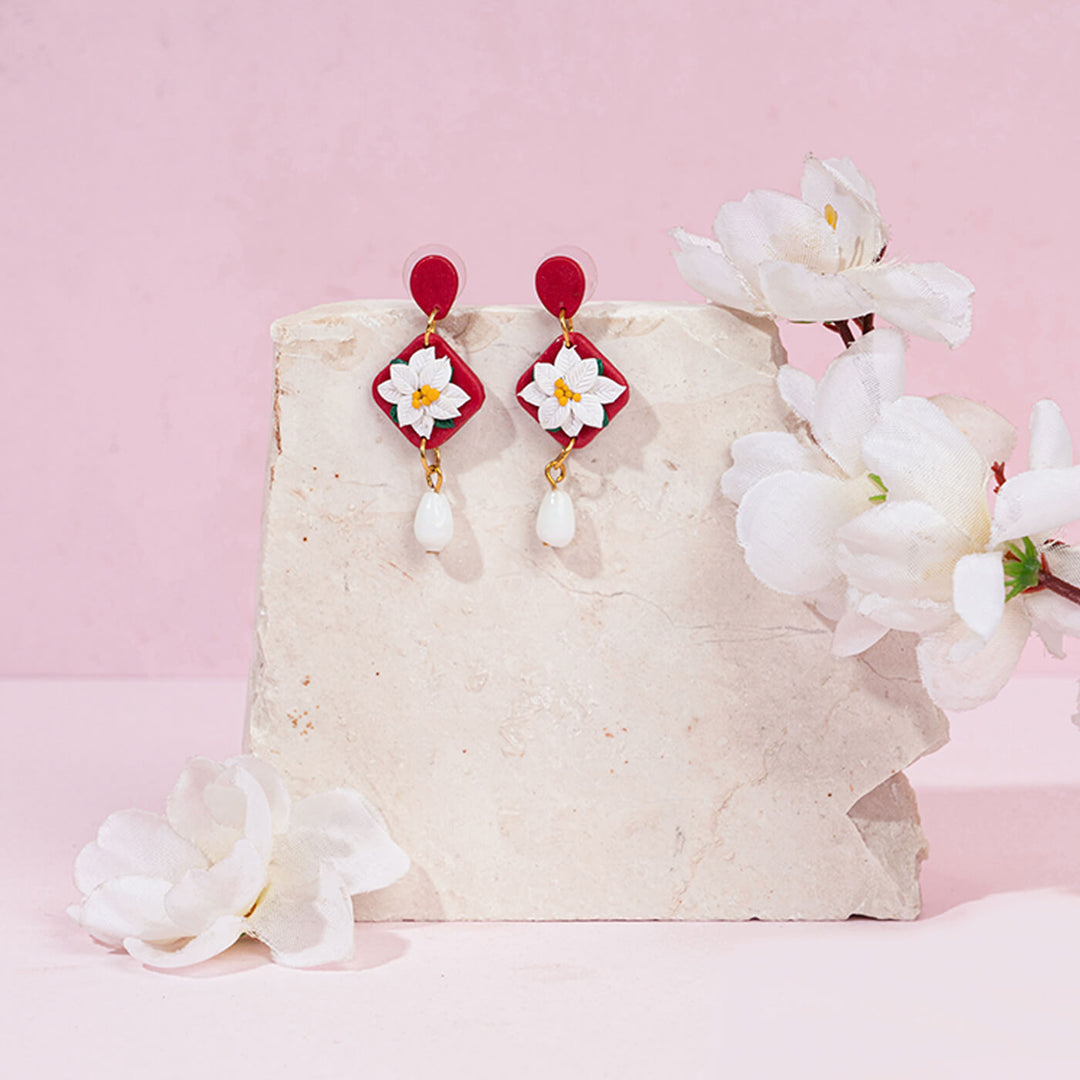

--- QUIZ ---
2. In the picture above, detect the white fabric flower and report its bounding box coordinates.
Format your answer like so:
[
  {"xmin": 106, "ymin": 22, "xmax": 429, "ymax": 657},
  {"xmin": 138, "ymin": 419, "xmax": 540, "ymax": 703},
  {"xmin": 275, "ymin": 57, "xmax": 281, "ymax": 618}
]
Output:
[
  {"xmin": 723, "ymin": 328, "xmax": 906, "ymax": 605},
  {"xmin": 830, "ymin": 397, "xmax": 1080, "ymax": 709},
  {"xmin": 518, "ymin": 344, "xmax": 625, "ymax": 437},
  {"xmin": 377, "ymin": 345, "xmax": 470, "ymax": 439},
  {"xmin": 673, "ymin": 155, "xmax": 974, "ymax": 347},
  {"xmin": 68, "ymin": 755, "xmax": 409, "ymax": 969}
]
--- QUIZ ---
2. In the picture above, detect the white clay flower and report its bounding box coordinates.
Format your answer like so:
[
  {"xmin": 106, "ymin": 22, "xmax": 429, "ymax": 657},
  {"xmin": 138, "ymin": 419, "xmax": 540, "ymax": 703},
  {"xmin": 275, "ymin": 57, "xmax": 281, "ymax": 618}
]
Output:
[
  {"xmin": 377, "ymin": 346, "xmax": 470, "ymax": 439},
  {"xmin": 68, "ymin": 755, "xmax": 409, "ymax": 969},
  {"xmin": 518, "ymin": 344, "xmax": 625, "ymax": 437},
  {"xmin": 673, "ymin": 155, "xmax": 974, "ymax": 347}
]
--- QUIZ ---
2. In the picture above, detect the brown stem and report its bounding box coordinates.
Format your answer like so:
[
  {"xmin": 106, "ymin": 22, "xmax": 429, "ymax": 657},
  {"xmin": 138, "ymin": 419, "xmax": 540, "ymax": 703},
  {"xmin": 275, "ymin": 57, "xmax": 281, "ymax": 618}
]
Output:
[
  {"xmin": 824, "ymin": 320, "xmax": 855, "ymax": 347},
  {"xmin": 1037, "ymin": 568, "xmax": 1080, "ymax": 606},
  {"xmin": 857, "ymin": 313, "xmax": 875, "ymax": 335}
]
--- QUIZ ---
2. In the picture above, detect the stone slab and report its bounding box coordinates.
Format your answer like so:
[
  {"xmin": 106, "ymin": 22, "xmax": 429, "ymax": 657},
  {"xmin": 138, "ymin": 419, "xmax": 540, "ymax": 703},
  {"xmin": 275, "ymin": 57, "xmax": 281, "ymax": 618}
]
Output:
[{"xmin": 246, "ymin": 300, "xmax": 948, "ymax": 920}]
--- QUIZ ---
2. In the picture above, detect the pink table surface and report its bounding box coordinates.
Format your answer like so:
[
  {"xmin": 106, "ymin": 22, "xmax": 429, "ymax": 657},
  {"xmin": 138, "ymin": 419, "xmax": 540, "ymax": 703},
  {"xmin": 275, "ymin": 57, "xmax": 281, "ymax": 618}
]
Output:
[{"xmin": 4, "ymin": 677, "xmax": 1080, "ymax": 1078}]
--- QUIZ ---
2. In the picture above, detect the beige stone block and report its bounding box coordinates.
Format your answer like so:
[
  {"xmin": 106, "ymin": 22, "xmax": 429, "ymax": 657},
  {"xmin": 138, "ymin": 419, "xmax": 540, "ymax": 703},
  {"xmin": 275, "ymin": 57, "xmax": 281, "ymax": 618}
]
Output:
[{"xmin": 246, "ymin": 300, "xmax": 947, "ymax": 920}]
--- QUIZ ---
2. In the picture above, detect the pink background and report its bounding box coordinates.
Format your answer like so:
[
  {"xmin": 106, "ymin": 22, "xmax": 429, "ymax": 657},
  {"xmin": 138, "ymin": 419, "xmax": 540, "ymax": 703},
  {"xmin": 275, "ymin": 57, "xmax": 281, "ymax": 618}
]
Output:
[{"xmin": 4, "ymin": 0, "xmax": 1079, "ymax": 676}]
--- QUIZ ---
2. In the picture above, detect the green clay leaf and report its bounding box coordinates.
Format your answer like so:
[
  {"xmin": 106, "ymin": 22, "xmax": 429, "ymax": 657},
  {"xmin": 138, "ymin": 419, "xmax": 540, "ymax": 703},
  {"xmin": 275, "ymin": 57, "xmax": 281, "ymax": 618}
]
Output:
[
  {"xmin": 390, "ymin": 404, "xmax": 399, "ymax": 424},
  {"xmin": 390, "ymin": 357, "xmax": 407, "ymax": 366},
  {"xmin": 433, "ymin": 418, "xmax": 455, "ymax": 429}
]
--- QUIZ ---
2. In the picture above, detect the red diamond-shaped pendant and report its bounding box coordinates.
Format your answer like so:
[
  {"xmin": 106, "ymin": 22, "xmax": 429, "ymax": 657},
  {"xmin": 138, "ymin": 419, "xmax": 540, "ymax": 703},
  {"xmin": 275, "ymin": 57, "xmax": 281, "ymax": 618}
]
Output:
[
  {"xmin": 372, "ymin": 332, "xmax": 486, "ymax": 450},
  {"xmin": 516, "ymin": 331, "xmax": 630, "ymax": 450}
]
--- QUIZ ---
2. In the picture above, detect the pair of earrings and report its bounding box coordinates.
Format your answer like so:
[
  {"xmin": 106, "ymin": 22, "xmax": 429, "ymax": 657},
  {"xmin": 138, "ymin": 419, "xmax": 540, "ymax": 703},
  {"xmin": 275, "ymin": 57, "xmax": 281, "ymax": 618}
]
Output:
[{"xmin": 372, "ymin": 247, "xmax": 630, "ymax": 553}]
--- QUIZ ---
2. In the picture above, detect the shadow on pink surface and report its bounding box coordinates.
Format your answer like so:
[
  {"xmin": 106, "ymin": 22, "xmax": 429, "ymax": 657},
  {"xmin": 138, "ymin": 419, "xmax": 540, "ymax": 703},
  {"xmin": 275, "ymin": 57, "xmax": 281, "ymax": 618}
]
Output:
[
  {"xmin": 88, "ymin": 924, "xmax": 412, "ymax": 978},
  {"xmin": 917, "ymin": 786, "xmax": 1080, "ymax": 918}
]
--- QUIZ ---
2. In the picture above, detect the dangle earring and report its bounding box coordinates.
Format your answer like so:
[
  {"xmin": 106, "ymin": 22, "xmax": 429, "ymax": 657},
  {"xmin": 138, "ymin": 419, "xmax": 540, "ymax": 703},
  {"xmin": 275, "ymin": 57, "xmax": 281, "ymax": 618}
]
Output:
[
  {"xmin": 372, "ymin": 247, "xmax": 485, "ymax": 553},
  {"xmin": 516, "ymin": 250, "xmax": 630, "ymax": 547}
]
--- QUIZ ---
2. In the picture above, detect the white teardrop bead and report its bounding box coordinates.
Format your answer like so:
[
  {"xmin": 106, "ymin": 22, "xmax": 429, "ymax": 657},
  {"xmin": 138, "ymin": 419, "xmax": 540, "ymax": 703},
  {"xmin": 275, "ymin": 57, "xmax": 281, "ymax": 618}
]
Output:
[
  {"xmin": 414, "ymin": 491, "xmax": 454, "ymax": 552},
  {"xmin": 536, "ymin": 488, "xmax": 575, "ymax": 547}
]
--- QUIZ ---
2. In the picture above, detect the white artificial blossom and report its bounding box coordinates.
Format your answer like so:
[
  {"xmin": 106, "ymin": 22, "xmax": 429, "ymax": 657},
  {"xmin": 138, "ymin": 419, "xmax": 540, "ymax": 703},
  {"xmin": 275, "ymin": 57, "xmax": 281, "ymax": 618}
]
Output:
[
  {"xmin": 69, "ymin": 755, "xmax": 409, "ymax": 969},
  {"xmin": 726, "ymin": 334, "xmax": 1080, "ymax": 711},
  {"xmin": 377, "ymin": 345, "xmax": 470, "ymax": 439},
  {"xmin": 722, "ymin": 327, "xmax": 906, "ymax": 616},
  {"xmin": 518, "ymin": 344, "xmax": 625, "ymax": 437},
  {"xmin": 672, "ymin": 155, "xmax": 974, "ymax": 347}
]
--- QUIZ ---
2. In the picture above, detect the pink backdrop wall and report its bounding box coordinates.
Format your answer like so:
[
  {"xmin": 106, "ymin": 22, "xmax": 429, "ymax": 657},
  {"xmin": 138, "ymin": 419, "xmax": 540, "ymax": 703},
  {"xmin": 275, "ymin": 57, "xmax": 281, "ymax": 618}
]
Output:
[{"xmin": 3, "ymin": 0, "xmax": 1078, "ymax": 676}]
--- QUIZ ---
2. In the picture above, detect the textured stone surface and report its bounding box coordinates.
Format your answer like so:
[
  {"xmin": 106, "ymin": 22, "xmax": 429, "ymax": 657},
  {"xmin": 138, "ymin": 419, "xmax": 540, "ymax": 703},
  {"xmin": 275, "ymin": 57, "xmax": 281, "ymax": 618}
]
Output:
[{"xmin": 246, "ymin": 300, "xmax": 948, "ymax": 920}]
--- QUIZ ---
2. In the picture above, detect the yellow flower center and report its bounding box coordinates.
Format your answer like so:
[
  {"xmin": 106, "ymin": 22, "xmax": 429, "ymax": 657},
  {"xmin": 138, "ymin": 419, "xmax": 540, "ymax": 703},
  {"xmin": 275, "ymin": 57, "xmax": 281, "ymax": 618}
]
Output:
[
  {"xmin": 412, "ymin": 384, "xmax": 441, "ymax": 409},
  {"xmin": 554, "ymin": 377, "xmax": 581, "ymax": 406},
  {"xmin": 824, "ymin": 203, "xmax": 838, "ymax": 230}
]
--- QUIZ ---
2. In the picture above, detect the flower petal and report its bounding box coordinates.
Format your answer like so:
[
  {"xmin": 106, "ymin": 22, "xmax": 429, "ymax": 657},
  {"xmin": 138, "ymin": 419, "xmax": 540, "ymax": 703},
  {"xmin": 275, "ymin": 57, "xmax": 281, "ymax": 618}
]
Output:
[
  {"xmin": 413, "ymin": 412, "xmax": 434, "ymax": 439},
  {"xmin": 845, "ymin": 261, "xmax": 974, "ymax": 348},
  {"xmin": 916, "ymin": 607, "xmax": 1031, "ymax": 711},
  {"xmin": 377, "ymin": 378, "xmax": 406, "ymax": 405},
  {"xmin": 831, "ymin": 609, "xmax": 889, "ymax": 657},
  {"xmin": 562, "ymin": 411, "xmax": 584, "ymax": 437},
  {"xmin": 671, "ymin": 227, "xmax": 764, "ymax": 314},
  {"xmin": 519, "ymin": 381, "xmax": 548, "ymax": 407},
  {"xmin": 1024, "ymin": 588, "xmax": 1080, "ymax": 645},
  {"xmin": 854, "ymin": 592, "xmax": 954, "ymax": 634},
  {"xmin": 757, "ymin": 261, "xmax": 873, "ymax": 324},
  {"xmin": 164, "ymin": 838, "xmax": 267, "ymax": 937},
  {"xmin": 74, "ymin": 876, "xmax": 180, "ymax": 947},
  {"xmin": 953, "ymin": 551, "xmax": 1006, "ymax": 640},
  {"xmin": 389, "ymin": 362, "xmax": 417, "ymax": 395},
  {"xmin": 777, "ymin": 365, "xmax": 816, "ymax": 424},
  {"xmin": 428, "ymin": 398, "xmax": 462, "ymax": 420},
  {"xmin": 564, "ymin": 355, "xmax": 599, "ymax": 394},
  {"xmin": 395, "ymin": 401, "xmax": 423, "ymax": 429},
  {"xmin": 439, "ymin": 383, "xmax": 469, "ymax": 408},
  {"xmin": 166, "ymin": 758, "xmax": 274, "ymax": 863},
  {"xmin": 123, "ymin": 915, "xmax": 247, "ymax": 970},
  {"xmin": 930, "ymin": 395, "xmax": 1017, "ymax": 467},
  {"xmin": 570, "ymin": 396, "xmax": 605, "ymax": 430},
  {"xmin": 228, "ymin": 756, "xmax": 291, "ymax": 837},
  {"xmin": 407, "ymin": 346, "xmax": 437, "ymax": 376},
  {"xmin": 247, "ymin": 866, "xmax": 355, "ymax": 969},
  {"xmin": 417, "ymin": 356, "xmax": 452, "ymax": 392},
  {"xmin": 538, "ymin": 397, "xmax": 570, "ymax": 431},
  {"xmin": 862, "ymin": 396, "xmax": 991, "ymax": 544},
  {"xmin": 736, "ymin": 471, "xmax": 870, "ymax": 595},
  {"xmin": 721, "ymin": 431, "xmax": 820, "ymax": 505},
  {"xmin": 590, "ymin": 376, "xmax": 625, "ymax": 405},
  {"xmin": 811, "ymin": 327, "xmax": 906, "ymax": 476},
  {"xmin": 287, "ymin": 789, "xmax": 411, "ymax": 894},
  {"xmin": 1029, "ymin": 399, "xmax": 1073, "ymax": 471},
  {"xmin": 836, "ymin": 499, "xmax": 971, "ymax": 602},
  {"xmin": 532, "ymin": 363, "xmax": 558, "ymax": 395},
  {"xmin": 553, "ymin": 346, "xmax": 578, "ymax": 378},
  {"xmin": 800, "ymin": 155, "xmax": 887, "ymax": 270},
  {"xmin": 714, "ymin": 189, "xmax": 843, "ymax": 282},
  {"xmin": 990, "ymin": 466, "xmax": 1080, "ymax": 546},
  {"xmin": 74, "ymin": 809, "xmax": 207, "ymax": 897}
]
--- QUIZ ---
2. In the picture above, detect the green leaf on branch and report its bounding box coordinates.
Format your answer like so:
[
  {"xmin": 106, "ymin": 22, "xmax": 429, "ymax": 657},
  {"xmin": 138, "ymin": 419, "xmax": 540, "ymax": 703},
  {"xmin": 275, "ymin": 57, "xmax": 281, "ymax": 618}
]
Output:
[{"xmin": 1004, "ymin": 535, "xmax": 1041, "ymax": 600}]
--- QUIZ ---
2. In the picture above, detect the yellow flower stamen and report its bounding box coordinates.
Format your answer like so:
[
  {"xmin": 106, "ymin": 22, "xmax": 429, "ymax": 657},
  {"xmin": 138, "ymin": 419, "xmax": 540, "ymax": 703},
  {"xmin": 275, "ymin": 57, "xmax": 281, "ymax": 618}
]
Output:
[
  {"xmin": 411, "ymin": 384, "xmax": 441, "ymax": 409},
  {"xmin": 553, "ymin": 377, "xmax": 581, "ymax": 406},
  {"xmin": 824, "ymin": 203, "xmax": 838, "ymax": 230}
]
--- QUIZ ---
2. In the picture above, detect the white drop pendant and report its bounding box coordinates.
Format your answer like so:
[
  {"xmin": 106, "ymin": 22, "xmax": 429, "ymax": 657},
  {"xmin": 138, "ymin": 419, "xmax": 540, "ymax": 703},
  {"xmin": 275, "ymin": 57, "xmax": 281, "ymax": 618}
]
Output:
[
  {"xmin": 536, "ymin": 488, "xmax": 575, "ymax": 548},
  {"xmin": 414, "ymin": 491, "xmax": 454, "ymax": 553}
]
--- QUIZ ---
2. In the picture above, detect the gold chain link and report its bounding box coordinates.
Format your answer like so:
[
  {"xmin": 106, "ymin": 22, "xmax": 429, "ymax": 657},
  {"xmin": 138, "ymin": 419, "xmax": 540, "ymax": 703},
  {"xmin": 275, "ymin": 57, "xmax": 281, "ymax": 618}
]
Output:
[
  {"xmin": 423, "ymin": 308, "xmax": 440, "ymax": 347},
  {"xmin": 558, "ymin": 309, "xmax": 573, "ymax": 348},
  {"xmin": 419, "ymin": 438, "xmax": 443, "ymax": 493},
  {"xmin": 544, "ymin": 437, "xmax": 575, "ymax": 489}
]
